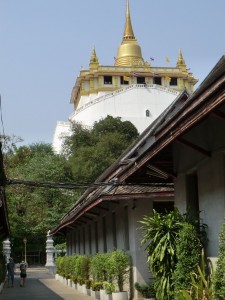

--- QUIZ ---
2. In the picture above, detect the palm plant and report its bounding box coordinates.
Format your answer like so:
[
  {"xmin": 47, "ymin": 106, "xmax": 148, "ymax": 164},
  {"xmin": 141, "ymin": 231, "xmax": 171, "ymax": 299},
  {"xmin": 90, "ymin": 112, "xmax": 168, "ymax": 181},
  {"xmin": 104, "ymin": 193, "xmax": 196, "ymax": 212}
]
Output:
[{"xmin": 140, "ymin": 209, "xmax": 183, "ymax": 300}]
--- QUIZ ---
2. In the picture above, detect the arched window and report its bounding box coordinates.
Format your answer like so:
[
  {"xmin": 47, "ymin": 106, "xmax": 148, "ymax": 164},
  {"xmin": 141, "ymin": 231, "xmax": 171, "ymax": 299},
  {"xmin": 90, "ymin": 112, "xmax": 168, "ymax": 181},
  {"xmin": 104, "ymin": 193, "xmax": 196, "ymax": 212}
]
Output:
[{"xmin": 146, "ymin": 109, "xmax": 150, "ymax": 117}]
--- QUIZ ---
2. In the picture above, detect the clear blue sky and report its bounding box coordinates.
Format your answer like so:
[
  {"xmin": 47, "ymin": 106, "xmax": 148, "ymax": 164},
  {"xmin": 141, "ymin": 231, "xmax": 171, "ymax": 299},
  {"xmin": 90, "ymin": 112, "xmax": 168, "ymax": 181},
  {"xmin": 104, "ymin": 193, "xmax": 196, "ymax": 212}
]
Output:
[{"xmin": 1, "ymin": 0, "xmax": 225, "ymax": 146}]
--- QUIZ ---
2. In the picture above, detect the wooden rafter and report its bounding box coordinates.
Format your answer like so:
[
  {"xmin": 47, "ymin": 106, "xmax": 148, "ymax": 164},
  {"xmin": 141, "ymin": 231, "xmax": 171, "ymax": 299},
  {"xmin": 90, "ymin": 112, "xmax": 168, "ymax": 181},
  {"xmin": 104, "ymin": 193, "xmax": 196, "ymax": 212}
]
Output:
[{"xmin": 146, "ymin": 164, "xmax": 176, "ymax": 179}]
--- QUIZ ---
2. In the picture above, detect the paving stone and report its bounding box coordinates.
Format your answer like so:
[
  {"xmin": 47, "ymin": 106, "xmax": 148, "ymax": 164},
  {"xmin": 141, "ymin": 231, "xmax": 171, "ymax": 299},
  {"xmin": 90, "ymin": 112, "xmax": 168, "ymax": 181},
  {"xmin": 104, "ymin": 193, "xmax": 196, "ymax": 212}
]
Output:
[{"xmin": 1, "ymin": 267, "xmax": 95, "ymax": 300}]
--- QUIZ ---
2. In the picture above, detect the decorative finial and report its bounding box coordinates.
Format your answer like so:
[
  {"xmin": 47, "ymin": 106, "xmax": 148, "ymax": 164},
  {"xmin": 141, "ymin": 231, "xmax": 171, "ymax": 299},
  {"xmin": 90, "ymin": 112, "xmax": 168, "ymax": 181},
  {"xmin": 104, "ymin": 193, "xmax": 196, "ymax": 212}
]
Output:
[
  {"xmin": 115, "ymin": 0, "xmax": 144, "ymax": 67},
  {"xmin": 89, "ymin": 47, "xmax": 99, "ymax": 69},
  {"xmin": 176, "ymin": 49, "xmax": 187, "ymax": 70},
  {"xmin": 123, "ymin": 0, "xmax": 135, "ymax": 40}
]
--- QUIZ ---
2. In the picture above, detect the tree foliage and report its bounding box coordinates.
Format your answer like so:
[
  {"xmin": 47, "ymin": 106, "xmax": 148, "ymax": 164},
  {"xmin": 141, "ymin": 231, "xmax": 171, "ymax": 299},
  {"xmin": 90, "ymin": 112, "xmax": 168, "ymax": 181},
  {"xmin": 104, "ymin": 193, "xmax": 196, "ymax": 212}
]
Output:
[
  {"xmin": 62, "ymin": 116, "xmax": 139, "ymax": 183},
  {"xmin": 4, "ymin": 116, "xmax": 138, "ymax": 262},
  {"xmin": 4, "ymin": 143, "xmax": 76, "ymax": 260}
]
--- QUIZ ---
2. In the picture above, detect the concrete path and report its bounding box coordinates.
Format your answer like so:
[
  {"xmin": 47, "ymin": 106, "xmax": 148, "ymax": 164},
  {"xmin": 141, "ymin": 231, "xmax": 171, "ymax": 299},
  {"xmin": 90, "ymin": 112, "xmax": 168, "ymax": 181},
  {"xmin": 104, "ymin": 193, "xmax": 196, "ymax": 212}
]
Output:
[{"xmin": 1, "ymin": 267, "xmax": 95, "ymax": 300}]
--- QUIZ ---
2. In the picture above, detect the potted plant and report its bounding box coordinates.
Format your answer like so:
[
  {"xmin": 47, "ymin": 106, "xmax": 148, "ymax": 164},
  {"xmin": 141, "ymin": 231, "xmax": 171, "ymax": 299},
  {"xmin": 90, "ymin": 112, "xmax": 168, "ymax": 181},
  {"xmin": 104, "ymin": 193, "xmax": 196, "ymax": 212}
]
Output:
[
  {"xmin": 91, "ymin": 281, "xmax": 103, "ymax": 299},
  {"xmin": 135, "ymin": 282, "xmax": 156, "ymax": 300},
  {"xmin": 102, "ymin": 281, "xmax": 115, "ymax": 300},
  {"xmin": 75, "ymin": 255, "xmax": 90, "ymax": 291},
  {"xmin": 85, "ymin": 279, "xmax": 92, "ymax": 296},
  {"xmin": 71, "ymin": 275, "xmax": 78, "ymax": 289},
  {"xmin": 90, "ymin": 253, "xmax": 109, "ymax": 281},
  {"xmin": 107, "ymin": 250, "xmax": 130, "ymax": 300}
]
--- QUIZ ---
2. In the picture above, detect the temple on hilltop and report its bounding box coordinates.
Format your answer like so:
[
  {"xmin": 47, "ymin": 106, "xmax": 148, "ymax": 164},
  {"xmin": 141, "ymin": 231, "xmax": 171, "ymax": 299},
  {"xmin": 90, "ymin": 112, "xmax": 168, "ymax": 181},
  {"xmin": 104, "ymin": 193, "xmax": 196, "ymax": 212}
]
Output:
[{"xmin": 52, "ymin": 0, "xmax": 197, "ymax": 153}]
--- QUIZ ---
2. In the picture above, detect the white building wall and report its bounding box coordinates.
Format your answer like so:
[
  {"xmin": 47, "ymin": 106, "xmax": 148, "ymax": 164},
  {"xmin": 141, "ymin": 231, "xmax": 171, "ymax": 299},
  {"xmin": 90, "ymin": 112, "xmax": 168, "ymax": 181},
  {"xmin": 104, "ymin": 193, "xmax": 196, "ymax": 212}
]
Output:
[
  {"xmin": 175, "ymin": 152, "xmax": 225, "ymax": 257},
  {"xmin": 106, "ymin": 212, "xmax": 114, "ymax": 251},
  {"xmin": 52, "ymin": 121, "xmax": 72, "ymax": 154},
  {"xmin": 53, "ymin": 85, "xmax": 179, "ymax": 153},
  {"xmin": 175, "ymin": 174, "xmax": 187, "ymax": 214},
  {"xmin": 72, "ymin": 86, "xmax": 179, "ymax": 134},
  {"xmin": 197, "ymin": 152, "xmax": 225, "ymax": 256}
]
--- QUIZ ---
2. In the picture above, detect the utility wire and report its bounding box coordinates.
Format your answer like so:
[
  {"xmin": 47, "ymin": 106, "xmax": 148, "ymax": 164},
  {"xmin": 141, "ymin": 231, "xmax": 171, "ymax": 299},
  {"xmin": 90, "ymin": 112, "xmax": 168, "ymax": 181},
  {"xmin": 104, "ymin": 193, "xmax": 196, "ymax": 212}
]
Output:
[
  {"xmin": 6, "ymin": 179, "xmax": 115, "ymax": 190},
  {"xmin": 6, "ymin": 178, "xmax": 173, "ymax": 190}
]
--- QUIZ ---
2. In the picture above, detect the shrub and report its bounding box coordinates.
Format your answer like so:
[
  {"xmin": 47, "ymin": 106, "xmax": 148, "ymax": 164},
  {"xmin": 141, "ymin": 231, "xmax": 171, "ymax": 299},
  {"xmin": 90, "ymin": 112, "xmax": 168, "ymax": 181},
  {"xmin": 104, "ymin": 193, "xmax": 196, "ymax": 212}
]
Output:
[
  {"xmin": 56, "ymin": 256, "xmax": 65, "ymax": 277},
  {"xmin": 213, "ymin": 221, "xmax": 225, "ymax": 299},
  {"xmin": 64, "ymin": 256, "xmax": 76, "ymax": 279},
  {"xmin": 75, "ymin": 255, "xmax": 90, "ymax": 284},
  {"xmin": 135, "ymin": 282, "xmax": 155, "ymax": 298},
  {"xmin": 85, "ymin": 279, "xmax": 92, "ymax": 289},
  {"xmin": 178, "ymin": 249, "xmax": 214, "ymax": 300},
  {"xmin": 103, "ymin": 281, "xmax": 116, "ymax": 294},
  {"xmin": 173, "ymin": 222, "xmax": 201, "ymax": 297},
  {"xmin": 106, "ymin": 250, "xmax": 130, "ymax": 292},
  {"xmin": 90, "ymin": 253, "xmax": 109, "ymax": 281},
  {"xmin": 91, "ymin": 281, "xmax": 103, "ymax": 291}
]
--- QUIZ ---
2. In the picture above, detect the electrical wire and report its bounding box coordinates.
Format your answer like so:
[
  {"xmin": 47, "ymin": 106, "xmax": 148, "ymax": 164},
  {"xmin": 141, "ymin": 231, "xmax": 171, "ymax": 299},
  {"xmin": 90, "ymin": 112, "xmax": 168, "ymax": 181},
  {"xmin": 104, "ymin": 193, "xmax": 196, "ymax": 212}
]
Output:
[
  {"xmin": 6, "ymin": 178, "xmax": 115, "ymax": 190},
  {"xmin": 6, "ymin": 178, "xmax": 173, "ymax": 190}
]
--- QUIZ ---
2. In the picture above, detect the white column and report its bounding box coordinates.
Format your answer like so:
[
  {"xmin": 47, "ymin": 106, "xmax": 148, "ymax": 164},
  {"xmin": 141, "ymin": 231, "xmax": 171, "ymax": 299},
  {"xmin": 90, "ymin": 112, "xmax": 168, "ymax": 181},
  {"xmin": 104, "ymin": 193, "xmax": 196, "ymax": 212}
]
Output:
[{"xmin": 3, "ymin": 238, "xmax": 11, "ymax": 262}]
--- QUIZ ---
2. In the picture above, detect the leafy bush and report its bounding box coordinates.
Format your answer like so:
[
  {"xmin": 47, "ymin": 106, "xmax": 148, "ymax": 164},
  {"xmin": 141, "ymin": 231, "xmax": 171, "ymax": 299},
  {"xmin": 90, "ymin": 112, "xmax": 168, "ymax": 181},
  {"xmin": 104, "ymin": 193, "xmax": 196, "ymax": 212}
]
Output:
[
  {"xmin": 55, "ymin": 251, "xmax": 130, "ymax": 294},
  {"xmin": 135, "ymin": 282, "xmax": 155, "ymax": 298},
  {"xmin": 90, "ymin": 253, "xmax": 109, "ymax": 281},
  {"xmin": 85, "ymin": 279, "xmax": 92, "ymax": 289},
  {"xmin": 91, "ymin": 281, "xmax": 103, "ymax": 291},
  {"xmin": 56, "ymin": 256, "xmax": 66, "ymax": 277},
  {"xmin": 103, "ymin": 281, "xmax": 116, "ymax": 294},
  {"xmin": 75, "ymin": 255, "xmax": 90, "ymax": 284},
  {"xmin": 213, "ymin": 221, "xmax": 225, "ymax": 299},
  {"xmin": 173, "ymin": 223, "xmax": 201, "ymax": 297},
  {"xmin": 106, "ymin": 250, "xmax": 130, "ymax": 292},
  {"xmin": 178, "ymin": 250, "xmax": 214, "ymax": 300}
]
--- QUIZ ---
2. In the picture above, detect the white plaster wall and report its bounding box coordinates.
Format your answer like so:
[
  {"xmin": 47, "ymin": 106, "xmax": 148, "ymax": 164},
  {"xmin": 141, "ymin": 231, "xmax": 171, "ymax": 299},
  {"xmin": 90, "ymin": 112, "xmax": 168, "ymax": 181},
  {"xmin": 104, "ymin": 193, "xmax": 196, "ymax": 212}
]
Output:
[
  {"xmin": 197, "ymin": 153, "xmax": 225, "ymax": 256},
  {"xmin": 53, "ymin": 86, "xmax": 179, "ymax": 153},
  {"xmin": 128, "ymin": 199, "xmax": 154, "ymax": 300},
  {"xmin": 72, "ymin": 86, "xmax": 178, "ymax": 134},
  {"xmin": 115, "ymin": 205, "xmax": 127, "ymax": 250},
  {"xmin": 175, "ymin": 152, "xmax": 225, "ymax": 257},
  {"xmin": 52, "ymin": 121, "xmax": 72, "ymax": 153},
  {"xmin": 106, "ymin": 213, "xmax": 114, "ymax": 251},
  {"xmin": 175, "ymin": 174, "xmax": 188, "ymax": 214}
]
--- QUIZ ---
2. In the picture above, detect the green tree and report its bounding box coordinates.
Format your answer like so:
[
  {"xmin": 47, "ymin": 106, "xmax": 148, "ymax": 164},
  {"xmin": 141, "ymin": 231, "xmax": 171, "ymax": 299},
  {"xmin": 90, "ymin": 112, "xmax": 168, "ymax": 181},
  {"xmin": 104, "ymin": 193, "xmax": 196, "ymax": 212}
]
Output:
[
  {"xmin": 4, "ymin": 143, "xmax": 76, "ymax": 262},
  {"xmin": 62, "ymin": 116, "xmax": 139, "ymax": 183}
]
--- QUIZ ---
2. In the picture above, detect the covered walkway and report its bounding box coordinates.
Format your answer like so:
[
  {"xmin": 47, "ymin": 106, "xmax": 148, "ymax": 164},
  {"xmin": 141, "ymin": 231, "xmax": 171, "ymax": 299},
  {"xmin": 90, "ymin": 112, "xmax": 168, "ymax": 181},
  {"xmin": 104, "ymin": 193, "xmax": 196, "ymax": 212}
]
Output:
[{"xmin": 1, "ymin": 267, "xmax": 94, "ymax": 300}]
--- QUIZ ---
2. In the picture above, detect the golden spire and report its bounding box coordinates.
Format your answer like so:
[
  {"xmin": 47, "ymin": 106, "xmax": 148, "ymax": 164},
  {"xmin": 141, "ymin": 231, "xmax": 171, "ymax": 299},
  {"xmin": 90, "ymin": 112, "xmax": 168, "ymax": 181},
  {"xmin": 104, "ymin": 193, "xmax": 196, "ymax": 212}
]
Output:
[
  {"xmin": 89, "ymin": 47, "xmax": 99, "ymax": 70},
  {"xmin": 123, "ymin": 0, "xmax": 135, "ymax": 39},
  {"xmin": 115, "ymin": 0, "xmax": 144, "ymax": 67},
  {"xmin": 176, "ymin": 49, "xmax": 187, "ymax": 71}
]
